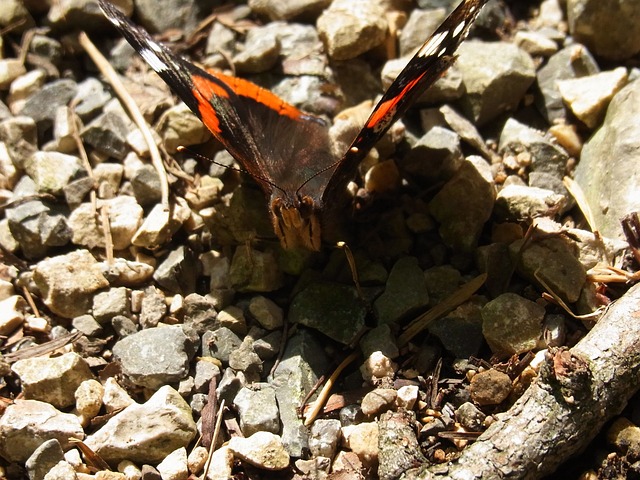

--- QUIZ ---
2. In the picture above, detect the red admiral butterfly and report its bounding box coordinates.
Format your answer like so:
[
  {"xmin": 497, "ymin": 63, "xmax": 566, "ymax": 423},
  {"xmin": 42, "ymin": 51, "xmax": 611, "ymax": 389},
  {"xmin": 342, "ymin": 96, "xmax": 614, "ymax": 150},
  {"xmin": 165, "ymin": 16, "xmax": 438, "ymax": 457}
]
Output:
[{"xmin": 99, "ymin": 0, "xmax": 489, "ymax": 251}]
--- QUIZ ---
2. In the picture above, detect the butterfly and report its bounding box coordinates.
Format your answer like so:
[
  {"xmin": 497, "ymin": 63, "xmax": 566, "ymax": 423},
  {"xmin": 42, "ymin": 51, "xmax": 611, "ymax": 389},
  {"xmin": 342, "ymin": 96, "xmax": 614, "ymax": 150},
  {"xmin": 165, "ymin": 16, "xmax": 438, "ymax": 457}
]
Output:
[{"xmin": 99, "ymin": 0, "xmax": 489, "ymax": 251}]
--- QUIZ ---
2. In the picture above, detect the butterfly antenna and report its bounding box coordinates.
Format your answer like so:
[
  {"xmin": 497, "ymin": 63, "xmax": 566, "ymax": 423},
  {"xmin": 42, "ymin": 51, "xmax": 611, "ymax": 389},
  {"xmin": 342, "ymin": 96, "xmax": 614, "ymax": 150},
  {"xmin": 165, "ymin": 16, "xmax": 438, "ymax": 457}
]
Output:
[
  {"xmin": 295, "ymin": 156, "xmax": 346, "ymax": 198},
  {"xmin": 176, "ymin": 146, "xmax": 287, "ymax": 195}
]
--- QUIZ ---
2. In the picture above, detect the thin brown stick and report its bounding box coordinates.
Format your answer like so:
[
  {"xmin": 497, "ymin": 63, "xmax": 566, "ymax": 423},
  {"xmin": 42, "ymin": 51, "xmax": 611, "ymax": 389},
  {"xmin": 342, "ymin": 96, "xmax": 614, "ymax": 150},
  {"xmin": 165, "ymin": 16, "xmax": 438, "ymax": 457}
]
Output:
[
  {"xmin": 269, "ymin": 320, "xmax": 289, "ymax": 378},
  {"xmin": 18, "ymin": 28, "xmax": 36, "ymax": 65},
  {"xmin": 21, "ymin": 286, "xmax": 40, "ymax": 318},
  {"xmin": 304, "ymin": 351, "xmax": 359, "ymax": 426},
  {"xmin": 202, "ymin": 398, "xmax": 226, "ymax": 480},
  {"xmin": 0, "ymin": 18, "xmax": 26, "ymax": 37},
  {"xmin": 535, "ymin": 269, "xmax": 604, "ymax": 321},
  {"xmin": 3, "ymin": 331, "xmax": 83, "ymax": 363},
  {"xmin": 78, "ymin": 31, "xmax": 170, "ymax": 209},
  {"xmin": 69, "ymin": 102, "xmax": 97, "ymax": 212},
  {"xmin": 337, "ymin": 241, "xmax": 365, "ymax": 302},
  {"xmin": 100, "ymin": 204, "xmax": 114, "ymax": 265}
]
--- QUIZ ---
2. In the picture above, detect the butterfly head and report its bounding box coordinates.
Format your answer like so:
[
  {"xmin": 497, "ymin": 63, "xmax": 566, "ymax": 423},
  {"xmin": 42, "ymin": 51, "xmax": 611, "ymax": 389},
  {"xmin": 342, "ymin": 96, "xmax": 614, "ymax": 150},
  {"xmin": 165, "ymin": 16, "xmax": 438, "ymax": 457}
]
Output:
[{"xmin": 270, "ymin": 195, "xmax": 322, "ymax": 251}]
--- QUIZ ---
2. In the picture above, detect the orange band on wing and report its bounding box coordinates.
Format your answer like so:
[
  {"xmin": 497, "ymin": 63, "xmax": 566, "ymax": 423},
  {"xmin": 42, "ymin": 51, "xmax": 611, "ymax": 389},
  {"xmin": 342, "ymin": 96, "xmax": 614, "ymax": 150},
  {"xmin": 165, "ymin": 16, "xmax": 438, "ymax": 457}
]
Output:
[
  {"xmin": 191, "ymin": 75, "xmax": 227, "ymax": 134},
  {"xmin": 366, "ymin": 72, "xmax": 426, "ymax": 129},
  {"xmin": 207, "ymin": 70, "xmax": 304, "ymax": 120},
  {"xmin": 191, "ymin": 70, "xmax": 305, "ymax": 134}
]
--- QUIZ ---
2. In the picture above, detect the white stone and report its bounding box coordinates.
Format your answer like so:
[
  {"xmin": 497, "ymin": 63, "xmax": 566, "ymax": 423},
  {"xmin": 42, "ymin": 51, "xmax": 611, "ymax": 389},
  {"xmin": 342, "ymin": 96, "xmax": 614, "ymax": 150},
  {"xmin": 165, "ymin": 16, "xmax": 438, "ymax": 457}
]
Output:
[
  {"xmin": 0, "ymin": 400, "xmax": 84, "ymax": 462},
  {"xmin": 85, "ymin": 385, "xmax": 197, "ymax": 464},
  {"xmin": 25, "ymin": 151, "xmax": 85, "ymax": 197},
  {"xmin": 7, "ymin": 69, "xmax": 45, "ymax": 112},
  {"xmin": 186, "ymin": 445, "xmax": 208, "ymax": 476},
  {"xmin": 102, "ymin": 377, "xmax": 134, "ymax": 413},
  {"xmin": 93, "ymin": 162, "xmax": 124, "ymax": 194},
  {"xmin": 131, "ymin": 199, "xmax": 191, "ymax": 249},
  {"xmin": 360, "ymin": 351, "xmax": 397, "ymax": 383},
  {"xmin": 396, "ymin": 385, "xmax": 419, "ymax": 410},
  {"xmin": 0, "ymin": 278, "xmax": 15, "ymax": 300},
  {"xmin": 43, "ymin": 460, "xmax": 77, "ymax": 480},
  {"xmin": 228, "ymin": 431, "xmax": 290, "ymax": 470},
  {"xmin": 69, "ymin": 196, "xmax": 143, "ymax": 251},
  {"xmin": 117, "ymin": 460, "xmax": 142, "ymax": 480},
  {"xmin": 341, "ymin": 422, "xmax": 379, "ymax": 466},
  {"xmin": 0, "ymin": 294, "xmax": 25, "ymax": 335},
  {"xmin": 101, "ymin": 258, "xmax": 154, "ymax": 287},
  {"xmin": 156, "ymin": 447, "xmax": 188, "ymax": 480},
  {"xmin": 0, "ymin": 59, "xmax": 26, "ymax": 89},
  {"xmin": 205, "ymin": 446, "xmax": 234, "ymax": 480},
  {"xmin": 75, "ymin": 379, "xmax": 104, "ymax": 423},
  {"xmin": 25, "ymin": 316, "xmax": 49, "ymax": 332},
  {"xmin": 558, "ymin": 67, "xmax": 629, "ymax": 128},
  {"xmin": 513, "ymin": 30, "xmax": 558, "ymax": 56},
  {"xmin": 33, "ymin": 249, "xmax": 109, "ymax": 319},
  {"xmin": 63, "ymin": 448, "xmax": 83, "ymax": 469},
  {"xmin": 12, "ymin": 352, "xmax": 94, "ymax": 408},
  {"xmin": 309, "ymin": 419, "xmax": 341, "ymax": 459}
]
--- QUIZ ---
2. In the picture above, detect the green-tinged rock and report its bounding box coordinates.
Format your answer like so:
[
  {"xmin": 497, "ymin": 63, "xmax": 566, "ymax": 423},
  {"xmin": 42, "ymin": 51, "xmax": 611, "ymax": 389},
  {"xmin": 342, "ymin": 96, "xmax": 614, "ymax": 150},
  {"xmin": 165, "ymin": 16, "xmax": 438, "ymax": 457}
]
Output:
[
  {"xmin": 509, "ymin": 236, "xmax": 586, "ymax": 303},
  {"xmin": 373, "ymin": 256, "xmax": 429, "ymax": 325},
  {"xmin": 208, "ymin": 186, "xmax": 275, "ymax": 246},
  {"xmin": 277, "ymin": 246, "xmax": 319, "ymax": 276},
  {"xmin": 11, "ymin": 352, "xmax": 93, "ymax": 409},
  {"xmin": 33, "ymin": 249, "xmax": 109, "ymax": 318},
  {"xmin": 230, "ymin": 245, "xmax": 283, "ymax": 292},
  {"xmin": 359, "ymin": 324, "xmax": 399, "ymax": 359},
  {"xmin": 481, "ymin": 293, "xmax": 545, "ymax": 355},
  {"xmin": 573, "ymin": 79, "xmax": 640, "ymax": 240},
  {"xmin": 289, "ymin": 282, "xmax": 366, "ymax": 344},
  {"xmin": 423, "ymin": 265, "xmax": 462, "ymax": 306},
  {"xmin": 271, "ymin": 329, "xmax": 328, "ymax": 457},
  {"xmin": 429, "ymin": 298, "xmax": 486, "ymax": 358},
  {"xmin": 429, "ymin": 156, "xmax": 496, "ymax": 252}
]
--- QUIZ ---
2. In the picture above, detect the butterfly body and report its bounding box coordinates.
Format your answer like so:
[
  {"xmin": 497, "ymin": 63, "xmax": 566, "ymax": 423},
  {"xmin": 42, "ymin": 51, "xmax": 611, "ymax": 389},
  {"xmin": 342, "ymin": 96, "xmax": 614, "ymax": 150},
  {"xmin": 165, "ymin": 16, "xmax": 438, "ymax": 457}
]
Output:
[{"xmin": 99, "ymin": 0, "xmax": 489, "ymax": 250}]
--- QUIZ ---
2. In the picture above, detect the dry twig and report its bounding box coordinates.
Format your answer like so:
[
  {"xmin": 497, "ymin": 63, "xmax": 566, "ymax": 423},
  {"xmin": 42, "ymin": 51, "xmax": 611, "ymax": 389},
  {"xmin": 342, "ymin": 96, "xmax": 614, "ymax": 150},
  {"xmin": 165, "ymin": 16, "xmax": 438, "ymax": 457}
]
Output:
[
  {"xmin": 78, "ymin": 31, "xmax": 170, "ymax": 209},
  {"xmin": 304, "ymin": 351, "xmax": 359, "ymax": 426},
  {"xmin": 408, "ymin": 283, "xmax": 640, "ymax": 479}
]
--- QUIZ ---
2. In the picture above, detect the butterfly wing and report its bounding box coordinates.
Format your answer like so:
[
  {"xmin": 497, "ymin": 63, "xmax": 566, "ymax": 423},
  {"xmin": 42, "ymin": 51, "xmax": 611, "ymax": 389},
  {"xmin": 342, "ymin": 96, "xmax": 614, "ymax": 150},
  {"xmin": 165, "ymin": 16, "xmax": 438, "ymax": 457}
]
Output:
[
  {"xmin": 322, "ymin": 0, "xmax": 490, "ymax": 205},
  {"xmin": 99, "ymin": 0, "xmax": 336, "ymax": 250}
]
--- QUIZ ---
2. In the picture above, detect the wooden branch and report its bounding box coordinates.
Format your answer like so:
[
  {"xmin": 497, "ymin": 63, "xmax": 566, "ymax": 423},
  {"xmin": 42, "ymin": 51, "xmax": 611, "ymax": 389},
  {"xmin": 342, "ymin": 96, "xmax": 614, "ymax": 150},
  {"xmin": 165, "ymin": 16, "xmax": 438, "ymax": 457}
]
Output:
[{"xmin": 404, "ymin": 283, "xmax": 640, "ymax": 480}]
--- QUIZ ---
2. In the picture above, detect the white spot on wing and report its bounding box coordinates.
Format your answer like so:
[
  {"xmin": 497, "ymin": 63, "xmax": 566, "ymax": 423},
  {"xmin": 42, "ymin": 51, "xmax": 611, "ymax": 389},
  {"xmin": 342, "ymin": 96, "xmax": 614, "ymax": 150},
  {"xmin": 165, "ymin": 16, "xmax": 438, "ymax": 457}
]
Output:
[
  {"xmin": 453, "ymin": 20, "xmax": 466, "ymax": 38},
  {"xmin": 418, "ymin": 30, "xmax": 447, "ymax": 58},
  {"xmin": 140, "ymin": 48, "xmax": 167, "ymax": 72}
]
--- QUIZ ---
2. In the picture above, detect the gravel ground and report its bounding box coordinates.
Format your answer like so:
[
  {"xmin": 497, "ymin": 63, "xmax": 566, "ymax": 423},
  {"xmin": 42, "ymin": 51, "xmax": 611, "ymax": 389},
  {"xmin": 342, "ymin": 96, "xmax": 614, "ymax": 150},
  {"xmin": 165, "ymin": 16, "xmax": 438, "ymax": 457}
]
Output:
[{"xmin": 0, "ymin": 0, "xmax": 639, "ymax": 479}]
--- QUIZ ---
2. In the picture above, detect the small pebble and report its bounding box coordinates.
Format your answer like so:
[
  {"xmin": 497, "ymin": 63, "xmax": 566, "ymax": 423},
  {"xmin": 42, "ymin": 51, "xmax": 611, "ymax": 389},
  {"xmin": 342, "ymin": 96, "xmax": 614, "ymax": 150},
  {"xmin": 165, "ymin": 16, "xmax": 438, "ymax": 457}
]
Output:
[
  {"xmin": 186, "ymin": 446, "xmax": 208, "ymax": 476},
  {"xmin": 360, "ymin": 351, "xmax": 397, "ymax": 384},
  {"xmin": 469, "ymin": 369, "xmax": 513, "ymax": 406},
  {"xmin": 360, "ymin": 388, "xmax": 397, "ymax": 416},
  {"xmin": 156, "ymin": 447, "xmax": 188, "ymax": 480},
  {"xmin": 396, "ymin": 385, "xmax": 419, "ymax": 410},
  {"xmin": 248, "ymin": 295, "xmax": 283, "ymax": 330},
  {"xmin": 228, "ymin": 432, "xmax": 290, "ymax": 470},
  {"xmin": 75, "ymin": 379, "xmax": 104, "ymax": 424},
  {"xmin": 341, "ymin": 422, "xmax": 379, "ymax": 466}
]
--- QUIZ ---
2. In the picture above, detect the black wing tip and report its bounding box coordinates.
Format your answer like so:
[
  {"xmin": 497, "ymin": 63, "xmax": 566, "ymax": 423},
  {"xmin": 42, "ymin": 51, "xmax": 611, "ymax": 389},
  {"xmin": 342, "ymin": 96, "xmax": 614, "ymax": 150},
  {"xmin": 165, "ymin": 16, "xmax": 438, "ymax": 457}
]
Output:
[{"xmin": 98, "ymin": 0, "xmax": 125, "ymax": 23}]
